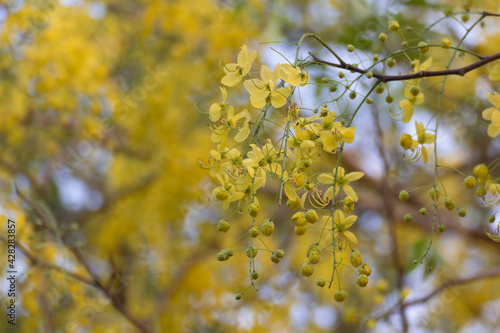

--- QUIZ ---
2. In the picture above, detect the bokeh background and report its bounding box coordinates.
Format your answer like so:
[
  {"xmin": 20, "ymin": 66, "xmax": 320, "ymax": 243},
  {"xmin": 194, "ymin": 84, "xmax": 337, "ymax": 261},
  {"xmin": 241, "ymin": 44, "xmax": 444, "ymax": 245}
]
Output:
[{"xmin": 0, "ymin": 0, "xmax": 500, "ymax": 332}]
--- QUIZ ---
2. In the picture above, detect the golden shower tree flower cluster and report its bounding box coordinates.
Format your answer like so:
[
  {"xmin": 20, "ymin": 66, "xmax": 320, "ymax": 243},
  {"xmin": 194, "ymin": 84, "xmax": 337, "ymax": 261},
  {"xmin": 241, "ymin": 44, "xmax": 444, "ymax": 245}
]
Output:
[{"xmin": 201, "ymin": 13, "xmax": 500, "ymax": 302}]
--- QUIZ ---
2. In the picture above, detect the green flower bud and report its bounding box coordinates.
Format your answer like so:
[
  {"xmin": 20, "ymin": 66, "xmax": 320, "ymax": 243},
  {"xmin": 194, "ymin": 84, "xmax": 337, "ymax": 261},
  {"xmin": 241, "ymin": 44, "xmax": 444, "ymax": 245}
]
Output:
[
  {"xmin": 334, "ymin": 290, "xmax": 347, "ymax": 302},
  {"xmin": 489, "ymin": 215, "xmax": 496, "ymax": 223},
  {"xmin": 349, "ymin": 91, "xmax": 357, "ymax": 99},
  {"xmin": 329, "ymin": 85, "xmax": 338, "ymax": 93},
  {"xmin": 316, "ymin": 278, "xmax": 326, "ymax": 287},
  {"xmin": 379, "ymin": 33, "xmax": 387, "ymax": 42},
  {"xmin": 462, "ymin": 13, "xmax": 469, "ymax": 22},
  {"xmin": 418, "ymin": 42, "xmax": 429, "ymax": 53},
  {"xmin": 248, "ymin": 226, "xmax": 259, "ymax": 238},
  {"xmin": 404, "ymin": 214, "xmax": 412, "ymax": 222},
  {"xmin": 476, "ymin": 186, "xmax": 487, "ymax": 197},
  {"xmin": 428, "ymin": 188, "xmax": 440, "ymax": 200},
  {"xmin": 270, "ymin": 254, "xmax": 280, "ymax": 263},
  {"xmin": 409, "ymin": 85, "xmax": 421, "ymax": 97},
  {"xmin": 458, "ymin": 208, "xmax": 466, "ymax": 217},
  {"xmin": 366, "ymin": 97, "xmax": 373, "ymax": 104},
  {"xmin": 308, "ymin": 251, "xmax": 320, "ymax": 264},
  {"xmin": 248, "ymin": 203, "xmax": 259, "ymax": 218},
  {"xmin": 213, "ymin": 187, "xmax": 228, "ymax": 201},
  {"xmin": 347, "ymin": 44, "xmax": 355, "ymax": 52},
  {"xmin": 358, "ymin": 263, "xmax": 372, "ymax": 276},
  {"xmin": 246, "ymin": 247, "xmax": 258, "ymax": 258},
  {"xmin": 338, "ymin": 71, "xmax": 345, "ymax": 79},
  {"xmin": 399, "ymin": 190, "xmax": 409, "ymax": 201},
  {"xmin": 375, "ymin": 84, "xmax": 385, "ymax": 94},
  {"xmin": 387, "ymin": 57, "xmax": 396, "ymax": 68},
  {"xmin": 322, "ymin": 77, "xmax": 330, "ymax": 83},
  {"xmin": 366, "ymin": 72, "xmax": 373, "ymax": 79},
  {"xmin": 305, "ymin": 209, "xmax": 319, "ymax": 224},
  {"xmin": 217, "ymin": 220, "xmax": 230, "ymax": 233},
  {"xmin": 410, "ymin": 60, "xmax": 417, "ymax": 68},
  {"xmin": 350, "ymin": 249, "xmax": 363, "ymax": 268},
  {"xmin": 473, "ymin": 164, "xmax": 489, "ymax": 181},
  {"xmin": 307, "ymin": 243, "xmax": 321, "ymax": 257},
  {"xmin": 300, "ymin": 263, "xmax": 314, "ymax": 277},
  {"xmin": 441, "ymin": 38, "xmax": 451, "ymax": 49},
  {"xmin": 400, "ymin": 133, "xmax": 413, "ymax": 150},
  {"xmin": 463, "ymin": 176, "xmax": 477, "ymax": 189},
  {"xmin": 235, "ymin": 294, "xmax": 242, "ymax": 300},
  {"xmin": 444, "ymin": 197, "xmax": 455, "ymax": 210},
  {"xmin": 438, "ymin": 224, "xmax": 445, "ymax": 232},
  {"xmin": 226, "ymin": 249, "xmax": 234, "ymax": 257},
  {"xmin": 388, "ymin": 21, "xmax": 400, "ymax": 31},
  {"xmin": 261, "ymin": 219, "xmax": 275, "ymax": 237},
  {"xmin": 357, "ymin": 274, "xmax": 369, "ymax": 287},
  {"xmin": 217, "ymin": 251, "xmax": 228, "ymax": 261},
  {"xmin": 420, "ymin": 208, "xmax": 427, "ymax": 215},
  {"xmin": 251, "ymin": 271, "xmax": 259, "ymax": 280},
  {"xmin": 386, "ymin": 94, "xmax": 394, "ymax": 104},
  {"xmin": 295, "ymin": 226, "xmax": 306, "ymax": 236},
  {"xmin": 275, "ymin": 249, "xmax": 285, "ymax": 258}
]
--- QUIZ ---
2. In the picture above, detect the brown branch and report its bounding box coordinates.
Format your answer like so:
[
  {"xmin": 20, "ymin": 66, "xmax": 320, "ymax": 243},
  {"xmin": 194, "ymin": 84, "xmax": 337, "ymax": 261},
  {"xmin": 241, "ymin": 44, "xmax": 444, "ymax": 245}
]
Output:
[
  {"xmin": 371, "ymin": 266, "xmax": 500, "ymax": 322},
  {"xmin": 310, "ymin": 51, "xmax": 500, "ymax": 83},
  {"xmin": 16, "ymin": 188, "xmax": 153, "ymax": 333}
]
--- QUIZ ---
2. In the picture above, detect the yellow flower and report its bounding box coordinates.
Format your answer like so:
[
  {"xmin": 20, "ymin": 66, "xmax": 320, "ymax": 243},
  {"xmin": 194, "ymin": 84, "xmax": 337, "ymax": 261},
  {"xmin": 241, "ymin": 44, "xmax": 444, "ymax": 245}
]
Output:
[
  {"xmin": 488, "ymin": 62, "xmax": 500, "ymax": 81},
  {"xmin": 244, "ymin": 64, "xmax": 291, "ymax": 108},
  {"xmin": 320, "ymin": 122, "xmax": 356, "ymax": 152},
  {"xmin": 210, "ymin": 106, "xmax": 250, "ymax": 142},
  {"xmin": 212, "ymin": 173, "xmax": 245, "ymax": 209},
  {"xmin": 209, "ymin": 86, "xmax": 228, "ymax": 121},
  {"xmin": 280, "ymin": 64, "xmax": 310, "ymax": 86},
  {"xmin": 400, "ymin": 121, "xmax": 435, "ymax": 163},
  {"xmin": 322, "ymin": 210, "xmax": 358, "ymax": 248},
  {"xmin": 221, "ymin": 45, "xmax": 257, "ymax": 87},
  {"xmin": 482, "ymin": 92, "xmax": 500, "ymax": 137},
  {"xmin": 395, "ymin": 58, "xmax": 432, "ymax": 123},
  {"xmin": 318, "ymin": 167, "xmax": 364, "ymax": 202}
]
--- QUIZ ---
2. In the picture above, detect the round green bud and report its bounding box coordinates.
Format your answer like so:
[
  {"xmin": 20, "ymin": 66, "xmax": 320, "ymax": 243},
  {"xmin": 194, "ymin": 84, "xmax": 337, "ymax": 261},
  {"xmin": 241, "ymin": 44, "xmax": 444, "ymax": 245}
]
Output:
[
  {"xmin": 413, "ymin": 259, "xmax": 418, "ymax": 265},
  {"xmin": 444, "ymin": 197, "xmax": 455, "ymax": 210},
  {"xmin": 375, "ymin": 84, "xmax": 385, "ymax": 94},
  {"xmin": 400, "ymin": 133, "xmax": 413, "ymax": 150},
  {"xmin": 308, "ymin": 251, "xmax": 320, "ymax": 264},
  {"xmin": 462, "ymin": 13, "xmax": 469, "ymax": 22},
  {"xmin": 217, "ymin": 251, "xmax": 227, "ymax": 261},
  {"xmin": 235, "ymin": 294, "xmax": 242, "ymax": 300},
  {"xmin": 261, "ymin": 219, "xmax": 275, "ymax": 237},
  {"xmin": 473, "ymin": 164, "xmax": 489, "ymax": 180},
  {"xmin": 270, "ymin": 254, "xmax": 280, "ymax": 263},
  {"xmin": 329, "ymin": 85, "xmax": 338, "ymax": 93},
  {"xmin": 213, "ymin": 187, "xmax": 229, "ymax": 201},
  {"xmin": 316, "ymin": 278, "xmax": 326, "ymax": 287},
  {"xmin": 428, "ymin": 188, "xmax": 440, "ymax": 200},
  {"xmin": 338, "ymin": 71, "xmax": 345, "ymax": 79},
  {"xmin": 226, "ymin": 249, "xmax": 234, "ymax": 257},
  {"xmin": 275, "ymin": 249, "xmax": 285, "ymax": 258},
  {"xmin": 344, "ymin": 83, "xmax": 351, "ymax": 89},
  {"xmin": 358, "ymin": 263, "xmax": 372, "ymax": 276},
  {"xmin": 418, "ymin": 42, "xmax": 429, "ymax": 53},
  {"xmin": 366, "ymin": 72, "xmax": 373, "ymax": 79},
  {"xmin": 347, "ymin": 44, "xmax": 355, "ymax": 52},
  {"xmin": 410, "ymin": 60, "xmax": 417, "ymax": 68},
  {"xmin": 357, "ymin": 274, "xmax": 369, "ymax": 287},
  {"xmin": 322, "ymin": 77, "xmax": 330, "ymax": 83},
  {"xmin": 305, "ymin": 209, "xmax": 319, "ymax": 224},
  {"xmin": 378, "ymin": 33, "xmax": 387, "ymax": 42},
  {"xmin": 402, "ymin": 41, "xmax": 408, "ymax": 48},
  {"xmin": 489, "ymin": 215, "xmax": 496, "ymax": 223},
  {"xmin": 386, "ymin": 94, "xmax": 394, "ymax": 104},
  {"xmin": 458, "ymin": 208, "xmax": 466, "ymax": 217},
  {"xmin": 349, "ymin": 91, "xmax": 357, "ymax": 99},
  {"xmin": 399, "ymin": 190, "xmax": 409, "ymax": 201},
  {"xmin": 292, "ymin": 212, "xmax": 307, "ymax": 226},
  {"xmin": 334, "ymin": 290, "xmax": 347, "ymax": 302},
  {"xmin": 420, "ymin": 208, "xmax": 427, "ymax": 215},
  {"xmin": 463, "ymin": 176, "xmax": 477, "ymax": 189},
  {"xmin": 295, "ymin": 226, "xmax": 306, "ymax": 236},
  {"xmin": 409, "ymin": 85, "xmax": 421, "ymax": 97},
  {"xmin": 248, "ymin": 226, "xmax": 260, "ymax": 238},
  {"xmin": 438, "ymin": 224, "xmax": 445, "ymax": 232},
  {"xmin": 476, "ymin": 186, "xmax": 487, "ymax": 197},
  {"xmin": 388, "ymin": 21, "xmax": 400, "ymax": 31},
  {"xmin": 350, "ymin": 249, "xmax": 363, "ymax": 268},
  {"xmin": 441, "ymin": 38, "xmax": 451, "ymax": 49},
  {"xmin": 373, "ymin": 54, "xmax": 379, "ymax": 61},
  {"xmin": 404, "ymin": 214, "xmax": 412, "ymax": 222},
  {"xmin": 251, "ymin": 271, "xmax": 259, "ymax": 280},
  {"xmin": 217, "ymin": 219, "xmax": 230, "ymax": 233},
  {"xmin": 387, "ymin": 57, "xmax": 396, "ymax": 68},
  {"xmin": 366, "ymin": 97, "xmax": 373, "ymax": 104},
  {"xmin": 300, "ymin": 263, "xmax": 314, "ymax": 277},
  {"xmin": 307, "ymin": 243, "xmax": 321, "ymax": 257},
  {"xmin": 246, "ymin": 247, "xmax": 258, "ymax": 258},
  {"xmin": 248, "ymin": 203, "xmax": 260, "ymax": 218}
]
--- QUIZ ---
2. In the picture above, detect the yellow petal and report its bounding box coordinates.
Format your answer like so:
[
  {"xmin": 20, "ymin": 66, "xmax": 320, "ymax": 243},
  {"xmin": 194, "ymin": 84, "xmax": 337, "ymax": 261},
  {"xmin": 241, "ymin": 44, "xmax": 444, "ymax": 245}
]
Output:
[
  {"xmin": 345, "ymin": 172, "xmax": 364, "ymax": 182},
  {"xmin": 482, "ymin": 107, "xmax": 495, "ymax": 121},
  {"xmin": 318, "ymin": 174, "xmax": 334, "ymax": 184},
  {"xmin": 343, "ymin": 184, "xmax": 358, "ymax": 202},
  {"xmin": 399, "ymin": 99, "xmax": 413, "ymax": 123},
  {"xmin": 234, "ymin": 124, "xmax": 250, "ymax": 142}
]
